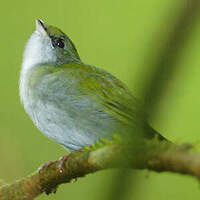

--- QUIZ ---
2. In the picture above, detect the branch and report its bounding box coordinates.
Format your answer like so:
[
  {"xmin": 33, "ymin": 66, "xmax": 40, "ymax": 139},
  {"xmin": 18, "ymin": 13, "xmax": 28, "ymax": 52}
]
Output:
[{"xmin": 0, "ymin": 140, "xmax": 200, "ymax": 200}]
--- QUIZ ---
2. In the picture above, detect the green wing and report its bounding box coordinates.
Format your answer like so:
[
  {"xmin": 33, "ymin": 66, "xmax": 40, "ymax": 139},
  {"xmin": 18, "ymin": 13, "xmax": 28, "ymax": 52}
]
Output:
[
  {"xmin": 57, "ymin": 62, "xmax": 147, "ymax": 129},
  {"xmin": 32, "ymin": 62, "xmax": 163, "ymax": 140}
]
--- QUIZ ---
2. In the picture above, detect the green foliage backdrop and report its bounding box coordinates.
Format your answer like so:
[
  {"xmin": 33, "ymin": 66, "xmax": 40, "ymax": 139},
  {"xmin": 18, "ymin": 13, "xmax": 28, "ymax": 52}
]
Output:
[{"xmin": 0, "ymin": 0, "xmax": 200, "ymax": 199}]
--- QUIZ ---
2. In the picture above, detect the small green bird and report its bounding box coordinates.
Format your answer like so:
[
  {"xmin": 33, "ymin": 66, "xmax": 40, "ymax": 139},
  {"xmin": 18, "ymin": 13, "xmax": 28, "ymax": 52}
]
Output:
[{"xmin": 20, "ymin": 19, "xmax": 165, "ymax": 152}]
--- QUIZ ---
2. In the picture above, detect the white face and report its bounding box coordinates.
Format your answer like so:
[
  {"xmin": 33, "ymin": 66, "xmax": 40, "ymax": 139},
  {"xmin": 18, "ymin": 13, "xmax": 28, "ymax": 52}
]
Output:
[
  {"xmin": 22, "ymin": 19, "xmax": 81, "ymax": 73},
  {"xmin": 22, "ymin": 30, "xmax": 57, "ymax": 70}
]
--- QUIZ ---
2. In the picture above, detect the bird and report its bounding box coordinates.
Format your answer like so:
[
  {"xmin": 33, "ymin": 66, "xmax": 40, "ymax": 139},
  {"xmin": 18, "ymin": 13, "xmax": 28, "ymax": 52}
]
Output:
[{"xmin": 20, "ymin": 19, "xmax": 166, "ymax": 153}]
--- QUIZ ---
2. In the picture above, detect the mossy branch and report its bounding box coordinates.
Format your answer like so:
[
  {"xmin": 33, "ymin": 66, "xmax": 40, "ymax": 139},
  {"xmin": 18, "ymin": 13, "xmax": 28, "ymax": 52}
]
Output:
[{"xmin": 0, "ymin": 139, "xmax": 200, "ymax": 200}]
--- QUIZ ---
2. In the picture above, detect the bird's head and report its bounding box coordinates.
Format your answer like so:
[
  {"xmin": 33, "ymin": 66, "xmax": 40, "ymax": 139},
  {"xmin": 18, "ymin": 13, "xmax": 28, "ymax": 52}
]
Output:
[{"xmin": 22, "ymin": 19, "xmax": 81, "ymax": 69}]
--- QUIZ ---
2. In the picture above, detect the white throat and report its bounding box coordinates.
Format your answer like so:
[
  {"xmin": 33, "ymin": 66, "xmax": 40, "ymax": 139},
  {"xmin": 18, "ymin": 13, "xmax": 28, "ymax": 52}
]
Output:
[
  {"xmin": 20, "ymin": 31, "xmax": 56, "ymax": 105},
  {"xmin": 22, "ymin": 31, "xmax": 56, "ymax": 70}
]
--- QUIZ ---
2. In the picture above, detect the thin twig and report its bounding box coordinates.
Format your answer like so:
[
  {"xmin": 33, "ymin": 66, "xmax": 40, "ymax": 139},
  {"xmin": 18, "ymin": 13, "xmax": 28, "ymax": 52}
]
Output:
[{"xmin": 0, "ymin": 141, "xmax": 199, "ymax": 200}]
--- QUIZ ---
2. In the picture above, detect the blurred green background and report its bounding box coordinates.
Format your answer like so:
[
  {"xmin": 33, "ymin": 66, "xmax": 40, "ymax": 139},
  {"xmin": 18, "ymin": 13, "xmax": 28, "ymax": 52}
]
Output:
[{"xmin": 1, "ymin": 0, "xmax": 200, "ymax": 199}]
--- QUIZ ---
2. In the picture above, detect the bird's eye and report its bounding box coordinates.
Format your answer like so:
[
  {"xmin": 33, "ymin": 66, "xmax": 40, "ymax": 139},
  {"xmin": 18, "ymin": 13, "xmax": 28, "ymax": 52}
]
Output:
[{"xmin": 56, "ymin": 39, "xmax": 65, "ymax": 48}]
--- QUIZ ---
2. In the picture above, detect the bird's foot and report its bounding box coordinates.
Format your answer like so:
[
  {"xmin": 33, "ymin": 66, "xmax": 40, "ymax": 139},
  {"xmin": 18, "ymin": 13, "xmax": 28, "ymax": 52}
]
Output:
[
  {"xmin": 59, "ymin": 153, "xmax": 72, "ymax": 173},
  {"xmin": 38, "ymin": 160, "xmax": 57, "ymax": 174}
]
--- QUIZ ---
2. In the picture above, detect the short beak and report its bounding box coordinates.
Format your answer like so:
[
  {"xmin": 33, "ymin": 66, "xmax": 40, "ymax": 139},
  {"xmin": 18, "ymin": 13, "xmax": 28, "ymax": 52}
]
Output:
[{"xmin": 36, "ymin": 19, "xmax": 48, "ymax": 36}]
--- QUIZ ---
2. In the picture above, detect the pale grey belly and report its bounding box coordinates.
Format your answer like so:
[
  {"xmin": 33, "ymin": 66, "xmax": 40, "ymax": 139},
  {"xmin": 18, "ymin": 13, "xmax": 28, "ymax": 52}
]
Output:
[{"xmin": 26, "ymin": 99, "xmax": 119, "ymax": 151}]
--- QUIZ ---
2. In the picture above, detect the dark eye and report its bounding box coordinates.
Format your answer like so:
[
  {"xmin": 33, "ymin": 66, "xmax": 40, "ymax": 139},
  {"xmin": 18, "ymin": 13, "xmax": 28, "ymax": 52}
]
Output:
[{"xmin": 56, "ymin": 39, "xmax": 65, "ymax": 48}]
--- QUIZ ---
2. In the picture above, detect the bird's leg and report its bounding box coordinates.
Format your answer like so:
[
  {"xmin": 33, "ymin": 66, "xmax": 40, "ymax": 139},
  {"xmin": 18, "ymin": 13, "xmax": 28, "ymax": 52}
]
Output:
[
  {"xmin": 59, "ymin": 148, "xmax": 84, "ymax": 173},
  {"xmin": 38, "ymin": 160, "xmax": 57, "ymax": 173},
  {"xmin": 59, "ymin": 153, "xmax": 72, "ymax": 173},
  {"xmin": 39, "ymin": 147, "xmax": 85, "ymax": 174}
]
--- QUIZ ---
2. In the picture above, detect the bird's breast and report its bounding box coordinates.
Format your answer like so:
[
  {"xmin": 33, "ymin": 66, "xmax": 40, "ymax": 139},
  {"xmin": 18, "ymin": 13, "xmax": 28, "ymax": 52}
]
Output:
[{"xmin": 20, "ymin": 71, "xmax": 117, "ymax": 150}]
